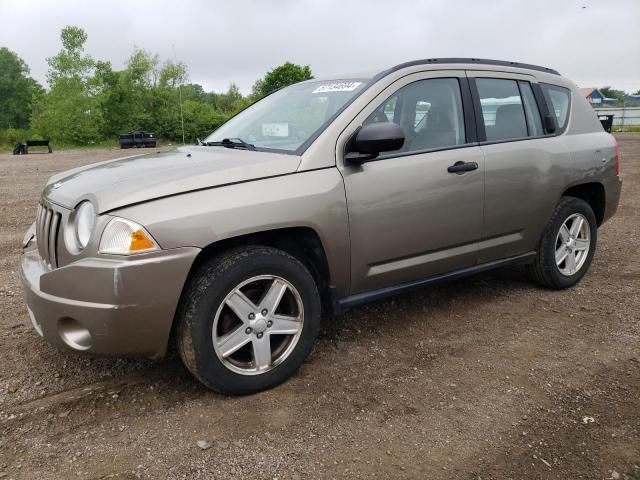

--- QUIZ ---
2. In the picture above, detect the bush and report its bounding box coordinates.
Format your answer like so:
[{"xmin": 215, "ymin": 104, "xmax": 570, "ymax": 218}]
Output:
[
  {"xmin": 0, "ymin": 128, "xmax": 35, "ymax": 150},
  {"xmin": 1, "ymin": 128, "xmax": 24, "ymax": 145}
]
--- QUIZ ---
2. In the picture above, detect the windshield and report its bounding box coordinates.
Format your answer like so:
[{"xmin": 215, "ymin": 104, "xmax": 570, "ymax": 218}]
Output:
[{"xmin": 204, "ymin": 79, "xmax": 369, "ymax": 153}]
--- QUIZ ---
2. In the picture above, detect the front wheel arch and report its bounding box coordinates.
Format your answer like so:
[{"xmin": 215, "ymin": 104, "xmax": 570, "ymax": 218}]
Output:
[
  {"xmin": 167, "ymin": 227, "xmax": 334, "ymax": 355},
  {"xmin": 175, "ymin": 245, "xmax": 322, "ymax": 394}
]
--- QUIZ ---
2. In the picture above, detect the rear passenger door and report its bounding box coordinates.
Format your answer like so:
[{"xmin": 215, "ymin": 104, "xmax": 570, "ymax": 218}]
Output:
[{"xmin": 467, "ymin": 71, "xmax": 572, "ymax": 263}]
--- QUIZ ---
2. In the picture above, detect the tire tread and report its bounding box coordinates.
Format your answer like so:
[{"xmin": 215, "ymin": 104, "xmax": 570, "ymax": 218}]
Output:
[
  {"xmin": 175, "ymin": 246, "xmax": 319, "ymax": 394},
  {"xmin": 528, "ymin": 196, "xmax": 597, "ymax": 289}
]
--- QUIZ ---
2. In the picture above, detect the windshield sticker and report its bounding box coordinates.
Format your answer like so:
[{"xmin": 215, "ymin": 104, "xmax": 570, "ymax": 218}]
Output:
[
  {"xmin": 312, "ymin": 81, "xmax": 362, "ymax": 94},
  {"xmin": 262, "ymin": 123, "xmax": 289, "ymax": 137}
]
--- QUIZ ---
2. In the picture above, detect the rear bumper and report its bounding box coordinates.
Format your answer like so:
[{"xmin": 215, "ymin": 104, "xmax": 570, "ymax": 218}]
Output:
[
  {"xmin": 602, "ymin": 175, "xmax": 622, "ymax": 224},
  {"xmin": 20, "ymin": 245, "xmax": 199, "ymax": 358}
]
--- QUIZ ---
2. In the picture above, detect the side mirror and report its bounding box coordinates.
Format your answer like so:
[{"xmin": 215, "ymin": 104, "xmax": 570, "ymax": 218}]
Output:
[
  {"xmin": 345, "ymin": 122, "xmax": 405, "ymax": 164},
  {"xmin": 543, "ymin": 114, "xmax": 557, "ymax": 134}
]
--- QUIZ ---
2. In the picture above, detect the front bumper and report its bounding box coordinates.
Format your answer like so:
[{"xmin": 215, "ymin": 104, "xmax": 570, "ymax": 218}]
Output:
[{"xmin": 20, "ymin": 243, "xmax": 200, "ymax": 358}]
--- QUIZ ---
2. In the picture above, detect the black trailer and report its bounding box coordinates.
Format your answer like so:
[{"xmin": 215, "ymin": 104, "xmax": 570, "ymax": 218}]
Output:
[
  {"xmin": 118, "ymin": 131, "xmax": 157, "ymax": 149},
  {"xmin": 13, "ymin": 139, "xmax": 53, "ymax": 155}
]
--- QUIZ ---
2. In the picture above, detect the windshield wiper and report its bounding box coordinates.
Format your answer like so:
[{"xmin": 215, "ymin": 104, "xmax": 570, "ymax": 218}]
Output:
[{"xmin": 205, "ymin": 137, "xmax": 256, "ymax": 151}]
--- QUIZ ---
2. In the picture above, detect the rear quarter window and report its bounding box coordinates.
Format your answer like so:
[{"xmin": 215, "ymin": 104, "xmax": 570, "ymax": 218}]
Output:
[{"xmin": 541, "ymin": 84, "xmax": 571, "ymax": 132}]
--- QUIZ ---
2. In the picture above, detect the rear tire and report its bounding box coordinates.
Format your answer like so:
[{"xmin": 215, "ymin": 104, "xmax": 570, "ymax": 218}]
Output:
[
  {"xmin": 528, "ymin": 196, "xmax": 597, "ymax": 289},
  {"xmin": 176, "ymin": 246, "xmax": 321, "ymax": 395}
]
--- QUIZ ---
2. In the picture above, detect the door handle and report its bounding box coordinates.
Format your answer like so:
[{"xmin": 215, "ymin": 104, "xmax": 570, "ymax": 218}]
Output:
[{"xmin": 447, "ymin": 161, "xmax": 478, "ymax": 174}]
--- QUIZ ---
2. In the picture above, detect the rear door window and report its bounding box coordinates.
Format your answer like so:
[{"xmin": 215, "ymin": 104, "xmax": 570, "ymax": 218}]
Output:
[
  {"xmin": 518, "ymin": 81, "xmax": 544, "ymax": 137},
  {"xmin": 476, "ymin": 78, "xmax": 528, "ymax": 142},
  {"xmin": 541, "ymin": 84, "xmax": 571, "ymax": 131}
]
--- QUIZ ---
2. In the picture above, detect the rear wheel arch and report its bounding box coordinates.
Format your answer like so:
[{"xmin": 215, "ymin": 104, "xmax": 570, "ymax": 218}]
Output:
[
  {"xmin": 528, "ymin": 196, "xmax": 597, "ymax": 289},
  {"xmin": 562, "ymin": 182, "xmax": 606, "ymax": 226}
]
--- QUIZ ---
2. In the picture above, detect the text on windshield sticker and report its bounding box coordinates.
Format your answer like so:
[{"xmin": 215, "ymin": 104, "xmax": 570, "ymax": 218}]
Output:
[
  {"xmin": 262, "ymin": 123, "xmax": 289, "ymax": 137},
  {"xmin": 312, "ymin": 82, "xmax": 362, "ymax": 94}
]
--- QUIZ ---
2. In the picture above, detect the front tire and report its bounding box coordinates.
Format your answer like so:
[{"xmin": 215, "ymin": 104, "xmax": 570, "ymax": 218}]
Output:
[
  {"xmin": 176, "ymin": 246, "xmax": 321, "ymax": 395},
  {"xmin": 528, "ymin": 196, "xmax": 597, "ymax": 289}
]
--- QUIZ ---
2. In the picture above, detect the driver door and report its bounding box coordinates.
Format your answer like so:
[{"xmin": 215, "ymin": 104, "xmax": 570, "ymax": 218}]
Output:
[{"xmin": 337, "ymin": 71, "xmax": 485, "ymax": 294}]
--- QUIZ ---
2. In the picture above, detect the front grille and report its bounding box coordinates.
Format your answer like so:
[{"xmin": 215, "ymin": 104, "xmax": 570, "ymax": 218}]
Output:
[{"xmin": 36, "ymin": 203, "xmax": 62, "ymax": 268}]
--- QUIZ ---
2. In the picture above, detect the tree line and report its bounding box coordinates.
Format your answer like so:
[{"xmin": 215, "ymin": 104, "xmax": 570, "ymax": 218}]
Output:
[
  {"xmin": 0, "ymin": 26, "xmax": 313, "ymax": 148},
  {"xmin": 598, "ymin": 86, "xmax": 640, "ymax": 107}
]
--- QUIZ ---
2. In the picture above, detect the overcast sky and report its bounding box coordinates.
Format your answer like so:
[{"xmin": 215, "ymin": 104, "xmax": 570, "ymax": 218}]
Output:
[{"xmin": 0, "ymin": 0, "xmax": 638, "ymax": 94}]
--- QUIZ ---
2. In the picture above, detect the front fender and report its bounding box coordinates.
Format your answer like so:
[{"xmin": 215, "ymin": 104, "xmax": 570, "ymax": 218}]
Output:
[{"xmin": 111, "ymin": 168, "xmax": 351, "ymax": 296}]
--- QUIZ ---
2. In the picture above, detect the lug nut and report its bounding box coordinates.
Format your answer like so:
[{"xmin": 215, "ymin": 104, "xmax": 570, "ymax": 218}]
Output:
[
  {"xmin": 248, "ymin": 313, "xmax": 255, "ymax": 320},
  {"xmin": 267, "ymin": 320, "xmax": 273, "ymax": 328},
  {"xmin": 261, "ymin": 309, "xmax": 268, "ymax": 316},
  {"xmin": 257, "ymin": 332, "xmax": 263, "ymax": 339},
  {"xmin": 245, "ymin": 327, "xmax": 252, "ymax": 334}
]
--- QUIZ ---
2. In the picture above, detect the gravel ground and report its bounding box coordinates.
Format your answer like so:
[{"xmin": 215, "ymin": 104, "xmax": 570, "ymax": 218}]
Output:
[{"xmin": 0, "ymin": 138, "xmax": 638, "ymax": 479}]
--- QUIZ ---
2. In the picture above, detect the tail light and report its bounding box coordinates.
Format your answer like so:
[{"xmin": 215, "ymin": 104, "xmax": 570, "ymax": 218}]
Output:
[{"xmin": 613, "ymin": 136, "xmax": 620, "ymax": 176}]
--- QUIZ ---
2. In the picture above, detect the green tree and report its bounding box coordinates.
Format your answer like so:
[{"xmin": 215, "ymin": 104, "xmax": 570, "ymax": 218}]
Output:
[
  {"xmin": 46, "ymin": 26, "xmax": 94, "ymax": 84},
  {"xmin": 91, "ymin": 60, "xmax": 130, "ymax": 137},
  {"xmin": 32, "ymin": 26, "xmax": 103, "ymax": 144},
  {"xmin": 125, "ymin": 47, "xmax": 159, "ymax": 87},
  {"xmin": 93, "ymin": 48, "xmax": 161, "ymax": 137},
  {"xmin": 159, "ymin": 60, "xmax": 188, "ymax": 89},
  {"xmin": 251, "ymin": 62, "xmax": 313, "ymax": 99},
  {"xmin": 0, "ymin": 47, "xmax": 43, "ymax": 130},
  {"xmin": 6, "ymin": 26, "xmax": 320, "ymax": 148},
  {"xmin": 117, "ymin": 48, "xmax": 158, "ymax": 130},
  {"xmin": 181, "ymin": 99, "xmax": 227, "ymax": 142},
  {"xmin": 183, "ymin": 83, "xmax": 209, "ymax": 104},
  {"xmin": 211, "ymin": 83, "xmax": 244, "ymax": 112},
  {"xmin": 599, "ymin": 86, "xmax": 625, "ymax": 101}
]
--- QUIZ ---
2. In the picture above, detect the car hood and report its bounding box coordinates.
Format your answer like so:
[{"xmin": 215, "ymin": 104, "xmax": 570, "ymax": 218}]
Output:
[{"xmin": 43, "ymin": 146, "xmax": 301, "ymax": 213}]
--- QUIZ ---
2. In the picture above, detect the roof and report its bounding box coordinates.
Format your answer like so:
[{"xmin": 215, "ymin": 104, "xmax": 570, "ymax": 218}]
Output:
[
  {"xmin": 310, "ymin": 58, "xmax": 564, "ymax": 86},
  {"xmin": 579, "ymin": 87, "xmax": 599, "ymax": 97}
]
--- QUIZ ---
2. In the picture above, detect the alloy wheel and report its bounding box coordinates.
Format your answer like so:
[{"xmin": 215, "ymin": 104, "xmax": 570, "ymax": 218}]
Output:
[
  {"xmin": 212, "ymin": 275, "xmax": 304, "ymax": 375},
  {"xmin": 555, "ymin": 213, "xmax": 591, "ymax": 276}
]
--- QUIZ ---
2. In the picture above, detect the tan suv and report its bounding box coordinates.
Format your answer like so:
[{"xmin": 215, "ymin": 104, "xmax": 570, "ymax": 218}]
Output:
[{"xmin": 20, "ymin": 58, "xmax": 621, "ymax": 394}]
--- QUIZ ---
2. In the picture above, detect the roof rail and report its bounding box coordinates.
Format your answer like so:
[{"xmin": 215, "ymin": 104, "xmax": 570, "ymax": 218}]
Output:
[{"xmin": 383, "ymin": 58, "xmax": 561, "ymax": 76}]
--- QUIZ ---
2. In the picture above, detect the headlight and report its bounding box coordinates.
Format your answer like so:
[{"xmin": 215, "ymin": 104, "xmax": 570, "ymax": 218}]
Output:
[
  {"xmin": 99, "ymin": 218, "xmax": 160, "ymax": 255},
  {"xmin": 75, "ymin": 201, "xmax": 95, "ymax": 249}
]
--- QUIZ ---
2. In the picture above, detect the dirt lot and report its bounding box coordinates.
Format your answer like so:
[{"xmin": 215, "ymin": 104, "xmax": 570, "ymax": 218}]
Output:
[{"xmin": 0, "ymin": 139, "xmax": 638, "ymax": 479}]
